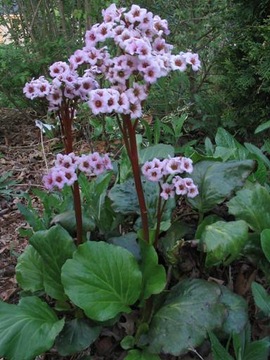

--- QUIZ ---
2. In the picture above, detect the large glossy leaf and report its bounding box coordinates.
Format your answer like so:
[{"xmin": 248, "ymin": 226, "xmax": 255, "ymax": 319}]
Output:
[
  {"xmin": 139, "ymin": 144, "xmax": 174, "ymax": 164},
  {"xmin": 51, "ymin": 210, "xmax": 95, "ymax": 236},
  {"xmin": 139, "ymin": 241, "xmax": 166, "ymax": 300},
  {"xmin": 188, "ymin": 160, "xmax": 255, "ymax": 213},
  {"xmin": 16, "ymin": 244, "xmax": 44, "ymax": 292},
  {"xmin": 109, "ymin": 178, "xmax": 141, "ymax": 214},
  {"xmin": 61, "ymin": 241, "xmax": 142, "ymax": 321},
  {"xmin": 109, "ymin": 178, "xmax": 173, "ymax": 229},
  {"xmin": 108, "ymin": 232, "xmax": 141, "ymax": 261},
  {"xmin": 30, "ymin": 225, "xmax": 76, "ymax": 300},
  {"xmin": 228, "ymin": 184, "xmax": 270, "ymax": 232},
  {"xmin": 55, "ymin": 319, "xmax": 101, "ymax": 356},
  {"xmin": 0, "ymin": 296, "xmax": 64, "ymax": 360},
  {"xmin": 201, "ymin": 220, "xmax": 249, "ymax": 267},
  {"xmin": 147, "ymin": 279, "xmax": 226, "ymax": 356}
]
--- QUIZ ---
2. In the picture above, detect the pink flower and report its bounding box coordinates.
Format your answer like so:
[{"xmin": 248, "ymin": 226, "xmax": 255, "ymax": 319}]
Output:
[
  {"xmin": 102, "ymin": 3, "xmax": 125, "ymax": 23},
  {"xmin": 184, "ymin": 52, "xmax": 201, "ymax": 71},
  {"xmin": 183, "ymin": 178, "xmax": 195, "ymax": 188},
  {"xmin": 78, "ymin": 154, "xmax": 93, "ymax": 174},
  {"xmin": 49, "ymin": 61, "xmax": 69, "ymax": 78},
  {"xmin": 141, "ymin": 158, "xmax": 164, "ymax": 181},
  {"xmin": 124, "ymin": 5, "xmax": 147, "ymax": 24},
  {"xmin": 103, "ymin": 154, "xmax": 113, "ymax": 170},
  {"xmin": 23, "ymin": 81, "xmax": 37, "ymax": 99},
  {"xmin": 35, "ymin": 77, "xmax": 51, "ymax": 97},
  {"xmin": 106, "ymin": 89, "xmax": 120, "ymax": 113},
  {"xmin": 92, "ymin": 159, "xmax": 105, "ymax": 175},
  {"xmin": 118, "ymin": 92, "xmax": 130, "ymax": 114},
  {"xmin": 147, "ymin": 167, "xmax": 163, "ymax": 181},
  {"xmin": 153, "ymin": 15, "xmax": 170, "ymax": 36},
  {"xmin": 187, "ymin": 185, "xmax": 199, "ymax": 198},
  {"xmin": 143, "ymin": 63, "xmax": 160, "ymax": 84},
  {"xmin": 160, "ymin": 183, "xmax": 175, "ymax": 200},
  {"xmin": 47, "ymin": 87, "xmax": 62, "ymax": 106},
  {"xmin": 95, "ymin": 22, "xmax": 114, "ymax": 42},
  {"xmin": 129, "ymin": 101, "xmax": 142, "ymax": 119},
  {"xmin": 88, "ymin": 89, "xmax": 109, "ymax": 114},
  {"xmin": 173, "ymin": 176, "xmax": 188, "ymax": 195},
  {"xmin": 138, "ymin": 11, "xmax": 154, "ymax": 32},
  {"xmin": 180, "ymin": 157, "xmax": 193, "ymax": 173},
  {"xmin": 43, "ymin": 172, "xmax": 54, "ymax": 190},
  {"xmin": 51, "ymin": 168, "xmax": 67, "ymax": 190},
  {"xmin": 171, "ymin": 54, "xmax": 187, "ymax": 72},
  {"xmin": 79, "ymin": 77, "xmax": 98, "ymax": 97},
  {"xmin": 63, "ymin": 168, "xmax": 78, "ymax": 186},
  {"xmin": 69, "ymin": 49, "xmax": 87, "ymax": 69},
  {"xmin": 152, "ymin": 38, "xmax": 168, "ymax": 54},
  {"xmin": 85, "ymin": 25, "xmax": 100, "ymax": 48},
  {"xmin": 165, "ymin": 157, "xmax": 183, "ymax": 175}
]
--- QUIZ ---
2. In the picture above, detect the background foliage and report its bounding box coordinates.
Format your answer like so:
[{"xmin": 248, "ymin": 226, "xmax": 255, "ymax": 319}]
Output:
[{"xmin": 0, "ymin": 0, "xmax": 270, "ymax": 131}]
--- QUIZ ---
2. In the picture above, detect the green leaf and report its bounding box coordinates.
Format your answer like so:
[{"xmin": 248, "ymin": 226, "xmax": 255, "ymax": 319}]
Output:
[
  {"xmin": 204, "ymin": 137, "xmax": 214, "ymax": 156},
  {"xmin": 139, "ymin": 241, "xmax": 166, "ymax": 300},
  {"xmin": 51, "ymin": 210, "xmax": 95, "ymax": 236},
  {"xmin": 0, "ymin": 297, "xmax": 64, "ymax": 360},
  {"xmin": 61, "ymin": 241, "xmax": 142, "ymax": 321},
  {"xmin": 214, "ymin": 127, "xmax": 249, "ymax": 160},
  {"xmin": 220, "ymin": 286, "xmax": 248, "ymax": 334},
  {"xmin": 55, "ymin": 319, "xmax": 101, "ymax": 356},
  {"xmin": 109, "ymin": 178, "xmax": 140, "ymax": 214},
  {"xmin": 195, "ymin": 214, "xmax": 222, "ymax": 239},
  {"xmin": 16, "ymin": 245, "xmax": 44, "ymax": 292},
  {"xmin": 251, "ymin": 282, "xmax": 270, "ymax": 316},
  {"xmin": 125, "ymin": 349, "xmax": 161, "ymax": 360},
  {"xmin": 17, "ymin": 202, "xmax": 46, "ymax": 231},
  {"xmin": 109, "ymin": 232, "xmax": 141, "ymax": 261},
  {"xmin": 139, "ymin": 144, "xmax": 174, "ymax": 164},
  {"xmin": 228, "ymin": 184, "xmax": 270, "ymax": 232},
  {"xmin": 147, "ymin": 279, "xmax": 226, "ymax": 356},
  {"xmin": 30, "ymin": 225, "xmax": 76, "ymax": 300},
  {"xmin": 209, "ymin": 331, "xmax": 234, "ymax": 360},
  {"xmin": 243, "ymin": 338, "xmax": 270, "ymax": 360},
  {"xmin": 109, "ymin": 178, "xmax": 165, "ymax": 229},
  {"xmin": 201, "ymin": 220, "xmax": 249, "ymax": 267},
  {"xmin": 244, "ymin": 142, "xmax": 270, "ymax": 169},
  {"xmin": 188, "ymin": 160, "xmax": 255, "ymax": 213},
  {"xmin": 261, "ymin": 229, "xmax": 270, "ymax": 262},
  {"xmin": 255, "ymin": 120, "xmax": 270, "ymax": 134},
  {"xmin": 121, "ymin": 335, "xmax": 135, "ymax": 350}
]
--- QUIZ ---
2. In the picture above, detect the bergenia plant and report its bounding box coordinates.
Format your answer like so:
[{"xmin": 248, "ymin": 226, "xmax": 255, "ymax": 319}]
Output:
[
  {"xmin": 23, "ymin": 2, "xmax": 200, "ymax": 245},
  {"xmin": 0, "ymin": 4, "xmax": 250, "ymax": 360}
]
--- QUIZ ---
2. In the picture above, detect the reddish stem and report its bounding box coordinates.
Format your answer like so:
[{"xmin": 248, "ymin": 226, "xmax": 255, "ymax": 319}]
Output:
[
  {"xmin": 123, "ymin": 115, "xmax": 149, "ymax": 243},
  {"xmin": 59, "ymin": 102, "xmax": 83, "ymax": 245}
]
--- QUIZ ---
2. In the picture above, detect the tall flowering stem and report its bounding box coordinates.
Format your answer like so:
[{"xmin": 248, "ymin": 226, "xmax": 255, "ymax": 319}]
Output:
[
  {"xmin": 23, "ymin": 3, "xmax": 201, "ymax": 247},
  {"xmin": 58, "ymin": 102, "xmax": 83, "ymax": 245},
  {"xmin": 123, "ymin": 115, "xmax": 150, "ymax": 243}
]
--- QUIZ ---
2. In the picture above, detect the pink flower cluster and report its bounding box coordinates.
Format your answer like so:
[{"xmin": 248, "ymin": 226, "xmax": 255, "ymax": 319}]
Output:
[
  {"xmin": 43, "ymin": 152, "xmax": 113, "ymax": 190},
  {"xmin": 23, "ymin": 3, "xmax": 200, "ymax": 118},
  {"xmin": 141, "ymin": 156, "xmax": 199, "ymax": 199}
]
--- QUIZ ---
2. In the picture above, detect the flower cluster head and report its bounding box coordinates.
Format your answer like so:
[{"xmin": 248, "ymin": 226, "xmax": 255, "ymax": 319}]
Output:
[
  {"xmin": 23, "ymin": 3, "xmax": 200, "ymax": 118},
  {"xmin": 142, "ymin": 156, "xmax": 198, "ymax": 199},
  {"xmin": 43, "ymin": 152, "xmax": 113, "ymax": 191}
]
